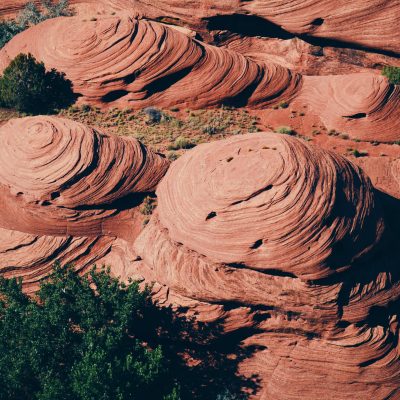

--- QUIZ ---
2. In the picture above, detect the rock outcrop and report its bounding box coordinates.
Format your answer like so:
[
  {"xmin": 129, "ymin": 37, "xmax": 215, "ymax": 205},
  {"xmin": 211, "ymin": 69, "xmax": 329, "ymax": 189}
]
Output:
[
  {"xmin": 2, "ymin": 0, "xmax": 399, "ymax": 58},
  {"xmin": 134, "ymin": 133, "xmax": 400, "ymax": 399},
  {"xmin": 1, "ymin": 15, "xmax": 398, "ymax": 141},
  {"xmin": 0, "ymin": 116, "xmax": 169, "ymax": 291},
  {"xmin": 0, "ymin": 15, "xmax": 301, "ymax": 110},
  {"xmin": 129, "ymin": 0, "xmax": 400, "ymax": 56}
]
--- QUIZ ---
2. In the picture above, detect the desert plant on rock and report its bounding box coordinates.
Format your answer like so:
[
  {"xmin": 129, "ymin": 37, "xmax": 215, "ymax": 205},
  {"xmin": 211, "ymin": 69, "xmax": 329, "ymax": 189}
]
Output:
[
  {"xmin": 0, "ymin": 53, "xmax": 75, "ymax": 113},
  {"xmin": 382, "ymin": 66, "xmax": 400, "ymax": 85}
]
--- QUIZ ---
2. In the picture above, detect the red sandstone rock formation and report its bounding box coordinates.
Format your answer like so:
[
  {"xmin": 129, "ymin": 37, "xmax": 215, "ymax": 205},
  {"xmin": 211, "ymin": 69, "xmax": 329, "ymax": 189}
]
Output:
[
  {"xmin": 129, "ymin": 0, "xmax": 400, "ymax": 56},
  {"xmin": 0, "ymin": 15, "xmax": 301, "ymax": 110},
  {"xmin": 0, "ymin": 116, "xmax": 169, "ymax": 291},
  {"xmin": 134, "ymin": 133, "xmax": 400, "ymax": 399},
  {"xmin": 1, "ymin": 15, "xmax": 398, "ymax": 141},
  {"xmin": 297, "ymin": 73, "xmax": 400, "ymax": 142},
  {"xmin": 2, "ymin": 0, "xmax": 399, "ymax": 59}
]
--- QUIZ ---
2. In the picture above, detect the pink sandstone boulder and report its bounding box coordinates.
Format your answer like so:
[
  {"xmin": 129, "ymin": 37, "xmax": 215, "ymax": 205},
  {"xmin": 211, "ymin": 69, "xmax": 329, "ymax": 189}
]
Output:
[
  {"xmin": 1, "ymin": 15, "xmax": 398, "ymax": 141},
  {"xmin": 128, "ymin": 0, "xmax": 400, "ymax": 55},
  {"xmin": 0, "ymin": 116, "xmax": 169, "ymax": 291},
  {"xmin": 0, "ymin": 15, "xmax": 301, "ymax": 109},
  {"xmin": 134, "ymin": 132, "xmax": 400, "ymax": 399}
]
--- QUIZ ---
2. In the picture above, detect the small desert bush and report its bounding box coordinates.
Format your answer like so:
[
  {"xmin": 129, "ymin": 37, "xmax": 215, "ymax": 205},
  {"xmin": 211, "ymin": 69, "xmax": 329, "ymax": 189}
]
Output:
[
  {"xmin": 140, "ymin": 196, "xmax": 157, "ymax": 215},
  {"xmin": 0, "ymin": 1, "xmax": 73, "ymax": 49},
  {"xmin": 0, "ymin": 53, "xmax": 75, "ymax": 113},
  {"xmin": 351, "ymin": 149, "xmax": 368, "ymax": 158},
  {"xmin": 382, "ymin": 66, "xmax": 400, "ymax": 85},
  {"xmin": 275, "ymin": 126, "xmax": 295, "ymax": 136},
  {"xmin": 167, "ymin": 136, "xmax": 196, "ymax": 150}
]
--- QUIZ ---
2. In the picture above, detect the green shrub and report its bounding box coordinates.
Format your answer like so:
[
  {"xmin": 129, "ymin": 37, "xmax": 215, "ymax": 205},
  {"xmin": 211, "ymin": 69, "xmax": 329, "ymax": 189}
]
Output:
[
  {"xmin": 351, "ymin": 149, "xmax": 368, "ymax": 158},
  {"xmin": 0, "ymin": 21, "xmax": 24, "ymax": 49},
  {"xmin": 140, "ymin": 195, "xmax": 157, "ymax": 215},
  {"xmin": 0, "ymin": 1, "xmax": 73, "ymax": 49},
  {"xmin": 0, "ymin": 53, "xmax": 75, "ymax": 113},
  {"xmin": 0, "ymin": 265, "xmax": 179, "ymax": 400},
  {"xmin": 0, "ymin": 265, "xmax": 253, "ymax": 400},
  {"xmin": 275, "ymin": 126, "xmax": 295, "ymax": 136},
  {"xmin": 167, "ymin": 136, "xmax": 196, "ymax": 150},
  {"xmin": 382, "ymin": 66, "xmax": 400, "ymax": 85}
]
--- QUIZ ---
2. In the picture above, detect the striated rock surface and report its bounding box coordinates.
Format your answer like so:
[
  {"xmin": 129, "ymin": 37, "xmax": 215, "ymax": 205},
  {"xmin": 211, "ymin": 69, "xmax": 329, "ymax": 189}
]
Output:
[
  {"xmin": 134, "ymin": 133, "xmax": 400, "ymax": 399},
  {"xmin": 298, "ymin": 73, "xmax": 400, "ymax": 142},
  {"xmin": 0, "ymin": 15, "xmax": 301, "ymax": 110},
  {"xmin": 0, "ymin": 116, "xmax": 169, "ymax": 290},
  {"xmin": 130, "ymin": 0, "xmax": 400, "ymax": 55},
  {"xmin": 2, "ymin": 0, "xmax": 399, "ymax": 58},
  {"xmin": 1, "ymin": 15, "xmax": 398, "ymax": 141}
]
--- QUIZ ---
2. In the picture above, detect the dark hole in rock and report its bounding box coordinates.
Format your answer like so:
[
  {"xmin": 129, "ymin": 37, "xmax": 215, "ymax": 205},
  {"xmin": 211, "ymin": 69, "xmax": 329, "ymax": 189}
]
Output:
[
  {"xmin": 101, "ymin": 90, "xmax": 129, "ymax": 103},
  {"xmin": 206, "ymin": 211, "xmax": 217, "ymax": 220},
  {"xmin": 344, "ymin": 113, "xmax": 367, "ymax": 119},
  {"xmin": 311, "ymin": 17, "xmax": 324, "ymax": 26},
  {"xmin": 205, "ymin": 14, "xmax": 295, "ymax": 40},
  {"xmin": 250, "ymin": 239, "xmax": 263, "ymax": 249}
]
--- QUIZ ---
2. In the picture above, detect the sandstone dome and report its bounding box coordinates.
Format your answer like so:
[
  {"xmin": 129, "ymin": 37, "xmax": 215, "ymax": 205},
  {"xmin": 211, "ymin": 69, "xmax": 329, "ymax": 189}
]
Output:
[
  {"xmin": 134, "ymin": 132, "xmax": 400, "ymax": 399},
  {"xmin": 155, "ymin": 132, "xmax": 385, "ymax": 281},
  {"xmin": 0, "ymin": 15, "xmax": 301, "ymax": 109},
  {"xmin": 0, "ymin": 116, "xmax": 169, "ymax": 290}
]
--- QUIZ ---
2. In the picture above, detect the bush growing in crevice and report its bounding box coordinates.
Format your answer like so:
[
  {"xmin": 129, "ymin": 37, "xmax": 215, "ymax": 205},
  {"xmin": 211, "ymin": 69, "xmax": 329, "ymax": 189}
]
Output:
[{"xmin": 382, "ymin": 66, "xmax": 400, "ymax": 85}]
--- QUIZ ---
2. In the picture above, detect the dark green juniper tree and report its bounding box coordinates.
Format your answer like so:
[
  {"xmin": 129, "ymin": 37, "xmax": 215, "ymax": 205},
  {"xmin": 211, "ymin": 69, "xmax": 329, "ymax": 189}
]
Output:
[
  {"xmin": 0, "ymin": 53, "xmax": 75, "ymax": 113},
  {"xmin": 0, "ymin": 265, "xmax": 180, "ymax": 400},
  {"xmin": 0, "ymin": 264, "xmax": 255, "ymax": 400}
]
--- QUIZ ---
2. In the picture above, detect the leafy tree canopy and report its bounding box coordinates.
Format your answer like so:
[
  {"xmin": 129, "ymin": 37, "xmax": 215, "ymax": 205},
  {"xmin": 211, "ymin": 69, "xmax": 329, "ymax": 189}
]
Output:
[
  {"xmin": 0, "ymin": 265, "xmax": 180, "ymax": 400},
  {"xmin": 0, "ymin": 53, "xmax": 75, "ymax": 113}
]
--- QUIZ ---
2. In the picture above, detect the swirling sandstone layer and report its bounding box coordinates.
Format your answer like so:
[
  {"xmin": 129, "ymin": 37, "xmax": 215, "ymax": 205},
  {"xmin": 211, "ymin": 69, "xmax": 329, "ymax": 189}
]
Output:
[
  {"xmin": 130, "ymin": 0, "xmax": 400, "ymax": 55},
  {"xmin": 1, "ymin": 15, "xmax": 398, "ymax": 141},
  {"xmin": 0, "ymin": 15, "xmax": 301, "ymax": 110},
  {"xmin": 134, "ymin": 133, "xmax": 400, "ymax": 399},
  {"xmin": 2, "ymin": 0, "xmax": 399, "ymax": 57},
  {"xmin": 0, "ymin": 116, "xmax": 169, "ymax": 290},
  {"xmin": 298, "ymin": 74, "xmax": 400, "ymax": 142}
]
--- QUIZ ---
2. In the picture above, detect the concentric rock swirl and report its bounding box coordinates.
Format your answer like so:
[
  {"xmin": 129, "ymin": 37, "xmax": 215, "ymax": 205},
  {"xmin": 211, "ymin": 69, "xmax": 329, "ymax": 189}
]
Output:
[
  {"xmin": 0, "ymin": 116, "xmax": 169, "ymax": 290},
  {"xmin": 0, "ymin": 15, "xmax": 301, "ymax": 109},
  {"xmin": 134, "ymin": 133, "xmax": 400, "ymax": 399},
  {"xmin": 155, "ymin": 132, "xmax": 384, "ymax": 281},
  {"xmin": 1, "ymin": 15, "xmax": 398, "ymax": 141}
]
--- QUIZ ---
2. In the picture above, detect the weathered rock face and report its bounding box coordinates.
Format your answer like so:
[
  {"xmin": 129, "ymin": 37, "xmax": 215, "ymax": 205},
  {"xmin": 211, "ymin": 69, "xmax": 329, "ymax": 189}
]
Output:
[
  {"xmin": 2, "ymin": 0, "xmax": 399, "ymax": 59},
  {"xmin": 1, "ymin": 15, "xmax": 398, "ymax": 141},
  {"xmin": 134, "ymin": 133, "xmax": 400, "ymax": 399},
  {"xmin": 298, "ymin": 73, "xmax": 400, "ymax": 142},
  {"xmin": 0, "ymin": 15, "xmax": 301, "ymax": 110},
  {"xmin": 129, "ymin": 0, "xmax": 400, "ymax": 56},
  {"xmin": 0, "ymin": 116, "xmax": 169, "ymax": 291}
]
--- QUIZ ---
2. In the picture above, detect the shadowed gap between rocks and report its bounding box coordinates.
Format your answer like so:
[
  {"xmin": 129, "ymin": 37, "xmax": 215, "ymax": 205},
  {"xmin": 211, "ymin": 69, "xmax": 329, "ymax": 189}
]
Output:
[
  {"xmin": 205, "ymin": 14, "xmax": 400, "ymax": 58},
  {"xmin": 138, "ymin": 302, "xmax": 262, "ymax": 399}
]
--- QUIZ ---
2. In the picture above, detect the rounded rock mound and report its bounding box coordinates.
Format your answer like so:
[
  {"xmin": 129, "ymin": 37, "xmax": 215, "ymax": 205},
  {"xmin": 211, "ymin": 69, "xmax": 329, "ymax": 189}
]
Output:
[
  {"xmin": 0, "ymin": 15, "xmax": 301, "ymax": 109},
  {"xmin": 134, "ymin": 132, "xmax": 400, "ymax": 399},
  {"xmin": 156, "ymin": 132, "xmax": 385, "ymax": 281},
  {"xmin": 0, "ymin": 116, "xmax": 169, "ymax": 290},
  {"xmin": 0, "ymin": 116, "xmax": 168, "ymax": 207}
]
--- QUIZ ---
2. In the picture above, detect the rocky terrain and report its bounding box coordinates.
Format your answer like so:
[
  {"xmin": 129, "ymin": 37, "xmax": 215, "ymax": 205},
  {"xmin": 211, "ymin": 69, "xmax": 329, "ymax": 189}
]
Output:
[{"xmin": 0, "ymin": 1, "xmax": 399, "ymax": 399}]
